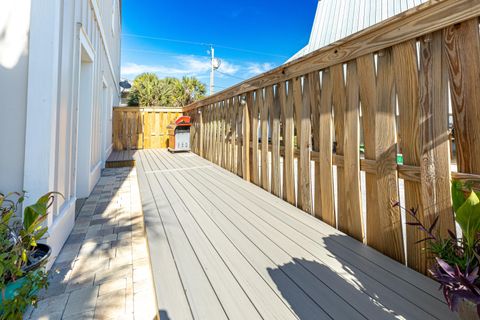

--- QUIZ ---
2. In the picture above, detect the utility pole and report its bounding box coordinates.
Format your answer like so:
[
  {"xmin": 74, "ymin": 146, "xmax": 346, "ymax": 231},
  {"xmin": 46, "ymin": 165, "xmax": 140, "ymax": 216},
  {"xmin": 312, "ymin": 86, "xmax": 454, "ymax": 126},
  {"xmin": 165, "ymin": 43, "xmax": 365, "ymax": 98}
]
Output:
[
  {"xmin": 210, "ymin": 46, "xmax": 215, "ymax": 96},
  {"xmin": 209, "ymin": 45, "xmax": 221, "ymax": 96}
]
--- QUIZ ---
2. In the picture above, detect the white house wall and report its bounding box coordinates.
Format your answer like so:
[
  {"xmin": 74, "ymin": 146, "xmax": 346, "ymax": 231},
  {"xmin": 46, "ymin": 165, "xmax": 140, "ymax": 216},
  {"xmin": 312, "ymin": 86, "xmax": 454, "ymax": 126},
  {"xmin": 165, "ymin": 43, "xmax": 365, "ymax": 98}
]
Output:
[
  {"xmin": 0, "ymin": 0, "xmax": 31, "ymax": 194},
  {"xmin": 0, "ymin": 0, "xmax": 121, "ymax": 264}
]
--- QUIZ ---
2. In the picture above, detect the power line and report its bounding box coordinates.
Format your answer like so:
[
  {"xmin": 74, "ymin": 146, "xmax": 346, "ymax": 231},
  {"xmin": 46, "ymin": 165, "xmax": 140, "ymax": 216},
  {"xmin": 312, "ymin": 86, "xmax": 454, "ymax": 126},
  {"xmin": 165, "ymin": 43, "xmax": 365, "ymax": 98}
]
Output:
[
  {"xmin": 122, "ymin": 33, "xmax": 289, "ymax": 59},
  {"xmin": 216, "ymin": 70, "xmax": 246, "ymax": 81}
]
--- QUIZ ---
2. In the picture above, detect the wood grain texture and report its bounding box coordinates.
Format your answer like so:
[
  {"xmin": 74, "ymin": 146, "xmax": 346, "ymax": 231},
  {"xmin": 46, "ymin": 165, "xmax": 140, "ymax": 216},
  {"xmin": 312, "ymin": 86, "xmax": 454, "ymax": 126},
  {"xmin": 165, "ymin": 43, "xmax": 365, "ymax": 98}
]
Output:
[
  {"xmin": 279, "ymin": 81, "xmax": 295, "ymax": 205},
  {"xmin": 226, "ymin": 99, "xmax": 233, "ymax": 172},
  {"xmin": 251, "ymin": 91, "xmax": 260, "ymax": 186},
  {"xmin": 237, "ymin": 97, "xmax": 243, "ymax": 177},
  {"xmin": 271, "ymin": 86, "xmax": 281, "ymax": 197},
  {"xmin": 260, "ymin": 88, "xmax": 270, "ymax": 191},
  {"xmin": 231, "ymin": 98, "xmax": 238, "ymax": 174},
  {"xmin": 184, "ymin": 0, "xmax": 480, "ymax": 112},
  {"xmin": 243, "ymin": 93, "xmax": 252, "ymax": 182},
  {"xmin": 318, "ymin": 71, "xmax": 335, "ymax": 226},
  {"xmin": 357, "ymin": 54, "xmax": 379, "ymax": 247},
  {"xmin": 445, "ymin": 18, "xmax": 480, "ymax": 175},
  {"xmin": 293, "ymin": 77, "xmax": 312, "ymax": 212},
  {"xmin": 375, "ymin": 48, "xmax": 404, "ymax": 263},
  {"xmin": 420, "ymin": 30, "xmax": 455, "ymax": 241},
  {"xmin": 309, "ymin": 72, "xmax": 322, "ymax": 219},
  {"xmin": 113, "ymin": 108, "xmax": 181, "ymax": 151},
  {"xmin": 393, "ymin": 40, "xmax": 426, "ymax": 273},
  {"xmin": 331, "ymin": 64, "xmax": 347, "ymax": 227},
  {"xmin": 342, "ymin": 61, "xmax": 364, "ymax": 242}
]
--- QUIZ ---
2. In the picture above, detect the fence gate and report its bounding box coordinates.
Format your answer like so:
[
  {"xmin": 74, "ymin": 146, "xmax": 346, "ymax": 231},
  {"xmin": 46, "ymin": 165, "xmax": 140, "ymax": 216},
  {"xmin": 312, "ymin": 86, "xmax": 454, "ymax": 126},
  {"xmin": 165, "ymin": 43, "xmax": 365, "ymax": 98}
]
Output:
[{"xmin": 113, "ymin": 107, "xmax": 182, "ymax": 150}]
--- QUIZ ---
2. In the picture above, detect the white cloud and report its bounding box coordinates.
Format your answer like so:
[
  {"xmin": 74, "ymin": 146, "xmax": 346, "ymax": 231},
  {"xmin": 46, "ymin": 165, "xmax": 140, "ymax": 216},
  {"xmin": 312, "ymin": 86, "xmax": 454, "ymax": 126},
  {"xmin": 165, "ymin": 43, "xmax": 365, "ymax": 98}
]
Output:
[
  {"xmin": 121, "ymin": 55, "xmax": 244, "ymax": 79},
  {"xmin": 246, "ymin": 62, "xmax": 276, "ymax": 75},
  {"xmin": 121, "ymin": 55, "xmax": 276, "ymax": 83}
]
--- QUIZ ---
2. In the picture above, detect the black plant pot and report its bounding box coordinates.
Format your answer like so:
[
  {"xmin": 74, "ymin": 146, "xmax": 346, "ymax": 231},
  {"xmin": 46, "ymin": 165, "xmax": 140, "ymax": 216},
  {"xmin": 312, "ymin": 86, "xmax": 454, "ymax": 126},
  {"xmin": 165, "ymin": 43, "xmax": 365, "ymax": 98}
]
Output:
[{"xmin": 22, "ymin": 243, "xmax": 51, "ymax": 273}]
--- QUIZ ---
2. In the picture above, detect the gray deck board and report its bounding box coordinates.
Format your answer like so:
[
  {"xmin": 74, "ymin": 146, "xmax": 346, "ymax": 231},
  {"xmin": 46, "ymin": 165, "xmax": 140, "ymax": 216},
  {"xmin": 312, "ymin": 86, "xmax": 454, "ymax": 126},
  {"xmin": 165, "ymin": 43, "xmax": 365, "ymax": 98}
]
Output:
[{"xmin": 136, "ymin": 149, "xmax": 453, "ymax": 320}]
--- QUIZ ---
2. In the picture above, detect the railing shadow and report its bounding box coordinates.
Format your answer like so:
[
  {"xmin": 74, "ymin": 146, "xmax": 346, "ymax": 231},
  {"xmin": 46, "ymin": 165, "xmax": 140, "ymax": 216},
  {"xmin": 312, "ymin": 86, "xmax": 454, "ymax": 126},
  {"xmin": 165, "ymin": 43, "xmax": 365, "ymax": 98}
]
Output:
[{"xmin": 267, "ymin": 234, "xmax": 448, "ymax": 320}]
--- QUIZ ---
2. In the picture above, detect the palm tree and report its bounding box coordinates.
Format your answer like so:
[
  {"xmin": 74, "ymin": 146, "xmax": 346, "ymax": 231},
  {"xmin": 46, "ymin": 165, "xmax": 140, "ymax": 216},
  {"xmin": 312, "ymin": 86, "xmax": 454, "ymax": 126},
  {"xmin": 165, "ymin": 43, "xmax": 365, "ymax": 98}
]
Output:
[{"xmin": 176, "ymin": 76, "xmax": 206, "ymax": 107}]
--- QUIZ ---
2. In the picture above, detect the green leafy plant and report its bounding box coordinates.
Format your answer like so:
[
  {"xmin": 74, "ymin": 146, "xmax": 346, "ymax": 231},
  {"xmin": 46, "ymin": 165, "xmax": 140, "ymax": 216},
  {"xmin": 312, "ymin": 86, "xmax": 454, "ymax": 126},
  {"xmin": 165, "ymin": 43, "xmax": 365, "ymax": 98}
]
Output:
[
  {"xmin": 0, "ymin": 191, "xmax": 61, "ymax": 319},
  {"xmin": 398, "ymin": 180, "xmax": 480, "ymax": 316}
]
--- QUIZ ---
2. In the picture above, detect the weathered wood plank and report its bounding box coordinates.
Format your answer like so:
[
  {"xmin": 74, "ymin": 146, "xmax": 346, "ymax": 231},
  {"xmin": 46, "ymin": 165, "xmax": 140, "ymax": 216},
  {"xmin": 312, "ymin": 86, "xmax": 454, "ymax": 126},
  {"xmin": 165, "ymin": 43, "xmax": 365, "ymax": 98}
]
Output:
[
  {"xmin": 342, "ymin": 61, "xmax": 364, "ymax": 242},
  {"xmin": 318, "ymin": 70, "xmax": 335, "ymax": 226},
  {"xmin": 271, "ymin": 87, "xmax": 281, "ymax": 197},
  {"xmin": 393, "ymin": 39, "xmax": 425, "ymax": 273},
  {"xmin": 375, "ymin": 48, "xmax": 404, "ymax": 263},
  {"xmin": 357, "ymin": 54, "xmax": 378, "ymax": 248},
  {"xmin": 260, "ymin": 87, "xmax": 270, "ymax": 191},
  {"xmin": 236, "ymin": 97, "xmax": 243, "ymax": 177},
  {"xmin": 421, "ymin": 30, "xmax": 454, "ymax": 241},
  {"xmin": 251, "ymin": 91, "xmax": 260, "ymax": 186},
  {"xmin": 279, "ymin": 81, "xmax": 295, "ymax": 205},
  {"xmin": 292, "ymin": 76, "xmax": 312, "ymax": 213},
  {"xmin": 331, "ymin": 64, "xmax": 346, "ymax": 227},
  {"xmin": 445, "ymin": 18, "xmax": 480, "ymax": 175},
  {"xmin": 243, "ymin": 94, "xmax": 252, "ymax": 182},
  {"xmin": 309, "ymin": 72, "xmax": 322, "ymax": 218}
]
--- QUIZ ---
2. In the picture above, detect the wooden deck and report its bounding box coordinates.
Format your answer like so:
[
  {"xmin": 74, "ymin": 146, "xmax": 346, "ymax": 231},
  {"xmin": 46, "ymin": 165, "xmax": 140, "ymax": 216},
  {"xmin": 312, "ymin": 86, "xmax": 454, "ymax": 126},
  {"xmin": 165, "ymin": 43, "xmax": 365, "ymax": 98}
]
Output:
[
  {"xmin": 106, "ymin": 150, "xmax": 137, "ymax": 168},
  {"xmin": 136, "ymin": 149, "xmax": 452, "ymax": 320}
]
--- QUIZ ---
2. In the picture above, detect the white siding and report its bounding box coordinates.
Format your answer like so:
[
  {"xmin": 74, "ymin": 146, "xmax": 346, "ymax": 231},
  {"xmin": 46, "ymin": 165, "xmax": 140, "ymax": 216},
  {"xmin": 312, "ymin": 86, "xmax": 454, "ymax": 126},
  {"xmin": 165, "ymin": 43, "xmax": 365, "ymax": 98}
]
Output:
[
  {"xmin": 288, "ymin": 0, "xmax": 428, "ymax": 61},
  {"xmin": 0, "ymin": 0, "xmax": 121, "ymax": 263}
]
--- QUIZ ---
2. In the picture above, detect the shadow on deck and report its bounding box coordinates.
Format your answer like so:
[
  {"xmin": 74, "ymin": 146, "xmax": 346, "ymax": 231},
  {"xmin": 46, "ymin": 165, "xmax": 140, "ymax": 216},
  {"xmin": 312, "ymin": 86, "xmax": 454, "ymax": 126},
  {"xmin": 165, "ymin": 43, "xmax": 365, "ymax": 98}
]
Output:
[{"xmin": 136, "ymin": 149, "xmax": 453, "ymax": 320}]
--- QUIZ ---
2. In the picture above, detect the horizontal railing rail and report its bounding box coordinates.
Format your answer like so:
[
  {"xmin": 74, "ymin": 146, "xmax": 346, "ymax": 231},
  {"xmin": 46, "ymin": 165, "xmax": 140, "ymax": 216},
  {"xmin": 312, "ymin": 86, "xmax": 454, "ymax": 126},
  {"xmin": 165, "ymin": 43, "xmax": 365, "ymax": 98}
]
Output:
[{"xmin": 183, "ymin": 0, "xmax": 480, "ymax": 275}]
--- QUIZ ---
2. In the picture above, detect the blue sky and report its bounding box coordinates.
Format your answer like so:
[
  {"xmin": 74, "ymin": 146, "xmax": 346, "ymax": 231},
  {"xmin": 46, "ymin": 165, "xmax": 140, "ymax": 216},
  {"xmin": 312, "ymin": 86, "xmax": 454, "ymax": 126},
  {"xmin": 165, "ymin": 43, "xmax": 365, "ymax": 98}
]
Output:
[{"xmin": 121, "ymin": 0, "xmax": 318, "ymax": 91}]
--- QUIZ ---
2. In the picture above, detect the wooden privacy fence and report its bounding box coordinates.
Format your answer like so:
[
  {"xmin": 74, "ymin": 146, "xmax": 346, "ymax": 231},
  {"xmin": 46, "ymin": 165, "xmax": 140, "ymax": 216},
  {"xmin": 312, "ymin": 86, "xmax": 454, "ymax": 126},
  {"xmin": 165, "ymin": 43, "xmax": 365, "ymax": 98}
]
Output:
[
  {"xmin": 184, "ymin": 0, "xmax": 480, "ymax": 275},
  {"xmin": 113, "ymin": 107, "xmax": 182, "ymax": 150}
]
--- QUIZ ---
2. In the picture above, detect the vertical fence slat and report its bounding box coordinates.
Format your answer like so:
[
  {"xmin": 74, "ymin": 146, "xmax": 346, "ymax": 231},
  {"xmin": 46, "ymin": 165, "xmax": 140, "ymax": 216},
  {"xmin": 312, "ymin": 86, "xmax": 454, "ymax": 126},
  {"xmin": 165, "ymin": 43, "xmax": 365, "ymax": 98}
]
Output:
[
  {"xmin": 271, "ymin": 88, "xmax": 281, "ymax": 197},
  {"xmin": 331, "ymin": 64, "xmax": 347, "ymax": 225},
  {"xmin": 375, "ymin": 48, "xmax": 404, "ymax": 263},
  {"xmin": 445, "ymin": 18, "xmax": 480, "ymax": 175},
  {"xmin": 225, "ymin": 99, "xmax": 232, "ymax": 171},
  {"xmin": 261, "ymin": 88, "xmax": 270, "ymax": 191},
  {"xmin": 237, "ymin": 97, "xmax": 243, "ymax": 177},
  {"xmin": 279, "ymin": 81, "xmax": 295, "ymax": 205},
  {"xmin": 243, "ymin": 94, "xmax": 252, "ymax": 182},
  {"xmin": 220, "ymin": 100, "xmax": 228, "ymax": 168},
  {"xmin": 213, "ymin": 102, "xmax": 219, "ymax": 165},
  {"xmin": 318, "ymin": 71, "xmax": 335, "ymax": 226},
  {"xmin": 418, "ymin": 30, "xmax": 453, "ymax": 241},
  {"xmin": 357, "ymin": 54, "xmax": 379, "ymax": 247},
  {"xmin": 309, "ymin": 72, "xmax": 322, "ymax": 218},
  {"xmin": 343, "ymin": 61, "xmax": 364, "ymax": 242},
  {"xmin": 231, "ymin": 97, "xmax": 238, "ymax": 174},
  {"xmin": 393, "ymin": 40, "xmax": 426, "ymax": 273},
  {"xmin": 252, "ymin": 91, "xmax": 260, "ymax": 186},
  {"xmin": 293, "ymin": 76, "xmax": 312, "ymax": 213}
]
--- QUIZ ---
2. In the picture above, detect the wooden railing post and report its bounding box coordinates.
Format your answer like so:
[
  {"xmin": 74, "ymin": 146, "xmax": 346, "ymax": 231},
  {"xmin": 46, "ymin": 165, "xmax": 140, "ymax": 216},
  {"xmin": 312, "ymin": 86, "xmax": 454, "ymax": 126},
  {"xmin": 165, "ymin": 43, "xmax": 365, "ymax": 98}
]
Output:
[{"xmin": 242, "ymin": 95, "xmax": 251, "ymax": 181}]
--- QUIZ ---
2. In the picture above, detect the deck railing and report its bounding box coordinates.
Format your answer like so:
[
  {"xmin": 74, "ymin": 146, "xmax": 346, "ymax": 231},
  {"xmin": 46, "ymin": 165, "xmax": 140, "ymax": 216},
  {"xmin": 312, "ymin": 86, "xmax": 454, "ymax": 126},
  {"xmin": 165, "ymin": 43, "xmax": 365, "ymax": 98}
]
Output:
[{"xmin": 183, "ymin": 0, "xmax": 480, "ymax": 274}]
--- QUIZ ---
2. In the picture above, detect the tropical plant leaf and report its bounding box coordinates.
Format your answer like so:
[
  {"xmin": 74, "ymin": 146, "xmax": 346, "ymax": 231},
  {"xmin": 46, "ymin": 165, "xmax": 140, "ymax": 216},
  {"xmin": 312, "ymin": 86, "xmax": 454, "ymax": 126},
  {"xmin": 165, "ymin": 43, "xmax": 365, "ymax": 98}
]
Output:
[
  {"xmin": 455, "ymin": 191, "xmax": 480, "ymax": 249},
  {"xmin": 452, "ymin": 180, "xmax": 468, "ymax": 212}
]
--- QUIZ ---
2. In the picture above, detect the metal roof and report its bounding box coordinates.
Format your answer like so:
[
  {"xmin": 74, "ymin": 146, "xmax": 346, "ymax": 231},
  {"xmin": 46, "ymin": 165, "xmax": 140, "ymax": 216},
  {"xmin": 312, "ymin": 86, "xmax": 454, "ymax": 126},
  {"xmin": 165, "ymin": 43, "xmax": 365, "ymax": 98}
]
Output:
[{"xmin": 288, "ymin": 0, "xmax": 428, "ymax": 62}]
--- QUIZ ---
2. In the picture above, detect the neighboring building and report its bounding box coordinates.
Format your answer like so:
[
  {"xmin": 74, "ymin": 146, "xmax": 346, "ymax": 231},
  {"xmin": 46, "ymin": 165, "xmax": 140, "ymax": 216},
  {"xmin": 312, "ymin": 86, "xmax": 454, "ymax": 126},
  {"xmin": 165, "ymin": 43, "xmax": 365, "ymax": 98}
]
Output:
[
  {"xmin": 289, "ymin": 0, "xmax": 428, "ymax": 61},
  {"xmin": 0, "ymin": 0, "xmax": 121, "ymax": 262}
]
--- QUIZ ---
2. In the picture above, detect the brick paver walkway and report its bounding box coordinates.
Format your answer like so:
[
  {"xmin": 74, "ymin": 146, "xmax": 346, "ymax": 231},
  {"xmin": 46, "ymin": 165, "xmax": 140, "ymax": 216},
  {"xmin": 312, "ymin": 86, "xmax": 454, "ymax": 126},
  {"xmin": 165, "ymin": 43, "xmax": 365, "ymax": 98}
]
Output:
[{"xmin": 26, "ymin": 168, "xmax": 158, "ymax": 320}]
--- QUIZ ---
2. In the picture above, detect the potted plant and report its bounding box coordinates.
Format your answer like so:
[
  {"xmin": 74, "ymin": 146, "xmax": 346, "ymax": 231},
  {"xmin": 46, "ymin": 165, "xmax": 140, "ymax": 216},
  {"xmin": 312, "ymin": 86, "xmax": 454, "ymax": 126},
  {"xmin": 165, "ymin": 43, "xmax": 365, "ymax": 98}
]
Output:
[
  {"xmin": 397, "ymin": 180, "xmax": 480, "ymax": 319},
  {"xmin": 0, "ymin": 191, "xmax": 61, "ymax": 319}
]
